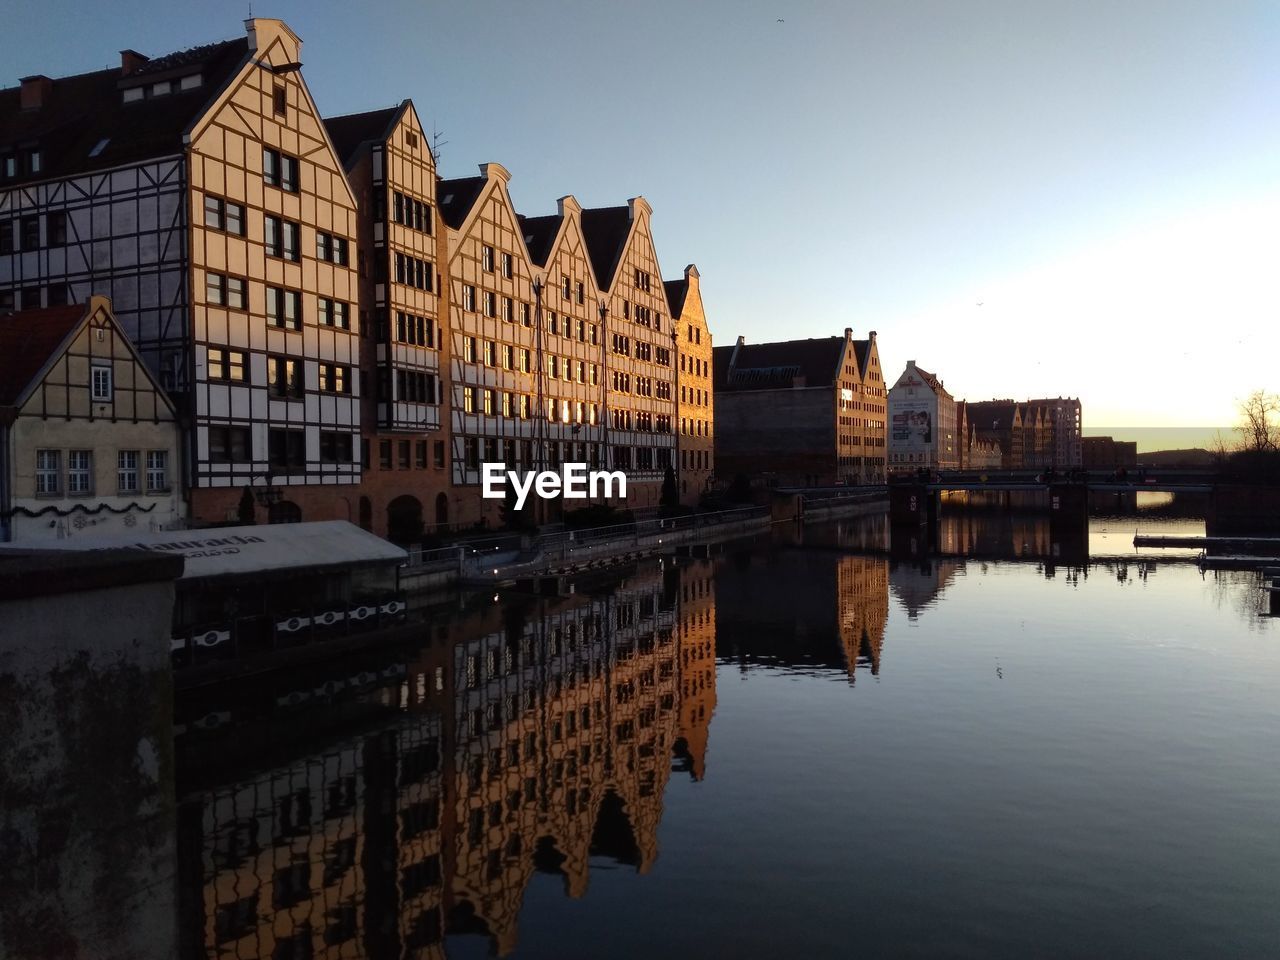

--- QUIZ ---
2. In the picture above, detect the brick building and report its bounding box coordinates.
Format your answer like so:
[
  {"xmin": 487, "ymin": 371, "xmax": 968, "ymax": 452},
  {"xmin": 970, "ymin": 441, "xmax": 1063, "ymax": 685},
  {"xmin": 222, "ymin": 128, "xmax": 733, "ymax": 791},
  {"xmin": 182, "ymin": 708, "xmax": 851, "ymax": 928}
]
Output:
[{"xmin": 712, "ymin": 328, "xmax": 885, "ymax": 487}]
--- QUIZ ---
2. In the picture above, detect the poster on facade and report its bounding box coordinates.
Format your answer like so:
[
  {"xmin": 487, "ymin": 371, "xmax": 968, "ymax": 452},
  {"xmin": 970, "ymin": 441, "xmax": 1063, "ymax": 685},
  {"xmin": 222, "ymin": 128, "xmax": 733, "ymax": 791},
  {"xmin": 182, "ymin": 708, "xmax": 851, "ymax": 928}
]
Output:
[{"xmin": 891, "ymin": 406, "xmax": 932, "ymax": 449}]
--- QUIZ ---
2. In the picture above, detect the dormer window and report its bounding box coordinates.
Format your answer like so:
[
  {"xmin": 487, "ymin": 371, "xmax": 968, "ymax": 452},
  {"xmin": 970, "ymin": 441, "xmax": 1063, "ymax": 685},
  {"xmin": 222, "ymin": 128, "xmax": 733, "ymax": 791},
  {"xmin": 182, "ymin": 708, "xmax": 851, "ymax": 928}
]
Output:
[
  {"xmin": 151, "ymin": 81, "xmax": 171, "ymax": 97},
  {"xmin": 88, "ymin": 138, "xmax": 110, "ymax": 158},
  {"xmin": 122, "ymin": 87, "xmax": 144, "ymax": 104},
  {"xmin": 180, "ymin": 74, "xmax": 202, "ymax": 91},
  {"xmin": 27, "ymin": 150, "xmax": 41, "ymax": 174}
]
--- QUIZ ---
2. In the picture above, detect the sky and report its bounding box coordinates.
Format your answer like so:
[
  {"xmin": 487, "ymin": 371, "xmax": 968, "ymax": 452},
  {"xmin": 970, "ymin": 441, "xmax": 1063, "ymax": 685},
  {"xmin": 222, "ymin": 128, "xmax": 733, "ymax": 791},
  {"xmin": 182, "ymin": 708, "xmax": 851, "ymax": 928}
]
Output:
[{"xmin": 4, "ymin": 0, "xmax": 1279, "ymax": 436}]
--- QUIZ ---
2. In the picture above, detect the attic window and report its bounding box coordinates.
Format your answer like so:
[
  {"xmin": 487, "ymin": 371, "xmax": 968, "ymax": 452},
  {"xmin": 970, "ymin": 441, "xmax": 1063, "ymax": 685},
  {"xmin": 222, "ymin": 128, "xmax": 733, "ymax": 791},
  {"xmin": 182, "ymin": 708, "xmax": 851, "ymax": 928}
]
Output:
[
  {"xmin": 180, "ymin": 74, "xmax": 202, "ymax": 91},
  {"xmin": 89, "ymin": 138, "xmax": 110, "ymax": 158},
  {"xmin": 442, "ymin": 193, "xmax": 453, "ymax": 204},
  {"xmin": 151, "ymin": 81, "xmax": 171, "ymax": 97},
  {"xmin": 122, "ymin": 87, "xmax": 144, "ymax": 103},
  {"xmin": 406, "ymin": 131, "xmax": 418, "ymax": 148}
]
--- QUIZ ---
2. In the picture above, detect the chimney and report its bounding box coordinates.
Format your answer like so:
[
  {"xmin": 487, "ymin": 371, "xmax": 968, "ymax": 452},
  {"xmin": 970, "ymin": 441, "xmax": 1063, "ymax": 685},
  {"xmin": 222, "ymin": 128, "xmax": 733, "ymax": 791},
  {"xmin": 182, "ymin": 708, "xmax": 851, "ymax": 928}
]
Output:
[
  {"xmin": 844, "ymin": 327, "xmax": 853, "ymax": 340},
  {"xmin": 120, "ymin": 50, "xmax": 150, "ymax": 76},
  {"xmin": 557, "ymin": 195, "xmax": 581, "ymax": 218},
  {"xmin": 869, "ymin": 330, "xmax": 877, "ymax": 341},
  {"xmin": 19, "ymin": 75, "xmax": 52, "ymax": 111}
]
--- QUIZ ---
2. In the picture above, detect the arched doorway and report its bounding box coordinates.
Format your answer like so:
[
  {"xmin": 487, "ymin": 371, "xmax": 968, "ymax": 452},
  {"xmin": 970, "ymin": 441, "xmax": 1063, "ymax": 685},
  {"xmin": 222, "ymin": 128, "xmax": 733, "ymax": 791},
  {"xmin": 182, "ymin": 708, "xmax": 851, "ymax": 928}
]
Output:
[
  {"xmin": 267, "ymin": 500, "xmax": 302, "ymax": 524},
  {"xmin": 434, "ymin": 492, "xmax": 449, "ymax": 528},
  {"xmin": 358, "ymin": 496, "xmax": 373, "ymax": 532},
  {"xmin": 387, "ymin": 495, "xmax": 424, "ymax": 544}
]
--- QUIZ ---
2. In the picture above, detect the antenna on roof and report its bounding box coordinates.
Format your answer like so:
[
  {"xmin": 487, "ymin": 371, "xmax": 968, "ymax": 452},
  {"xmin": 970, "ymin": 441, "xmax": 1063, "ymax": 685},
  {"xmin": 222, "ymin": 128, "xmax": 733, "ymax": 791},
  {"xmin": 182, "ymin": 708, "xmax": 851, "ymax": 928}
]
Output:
[
  {"xmin": 248, "ymin": 0, "xmax": 253, "ymax": 16},
  {"xmin": 432, "ymin": 124, "xmax": 448, "ymax": 166}
]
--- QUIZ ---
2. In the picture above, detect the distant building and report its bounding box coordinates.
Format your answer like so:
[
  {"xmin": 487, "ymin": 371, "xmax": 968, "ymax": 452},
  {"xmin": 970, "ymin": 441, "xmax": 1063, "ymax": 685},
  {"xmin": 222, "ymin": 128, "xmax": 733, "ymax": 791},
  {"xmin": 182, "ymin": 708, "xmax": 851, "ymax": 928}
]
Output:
[
  {"xmin": 887, "ymin": 360, "xmax": 958, "ymax": 474},
  {"xmin": 713, "ymin": 328, "xmax": 885, "ymax": 487},
  {"xmin": 964, "ymin": 400, "xmax": 1024, "ymax": 469},
  {"xmin": 1028, "ymin": 397, "xmax": 1083, "ymax": 467},
  {"xmin": 667, "ymin": 265, "xmax": 714, "ymax": 504},
  {"xmin": 0, "ymin": 298, "xmax": 183, "ymax": 542},
  {"xmin": 1082, "ymin": 436, "xmax": 1137, "ymax": 470}
]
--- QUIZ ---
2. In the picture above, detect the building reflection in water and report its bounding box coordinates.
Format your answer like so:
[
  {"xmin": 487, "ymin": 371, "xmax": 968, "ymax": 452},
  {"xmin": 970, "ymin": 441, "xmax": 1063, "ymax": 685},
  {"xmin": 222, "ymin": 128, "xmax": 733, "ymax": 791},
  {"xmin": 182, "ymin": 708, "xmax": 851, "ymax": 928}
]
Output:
[
  {"xmin": 718, "ymin": 519, "xmax": 891, "ymax": 685},
  {"xmin": 176, "ymin": 558, "xmax": 718, "ymax": 959}
]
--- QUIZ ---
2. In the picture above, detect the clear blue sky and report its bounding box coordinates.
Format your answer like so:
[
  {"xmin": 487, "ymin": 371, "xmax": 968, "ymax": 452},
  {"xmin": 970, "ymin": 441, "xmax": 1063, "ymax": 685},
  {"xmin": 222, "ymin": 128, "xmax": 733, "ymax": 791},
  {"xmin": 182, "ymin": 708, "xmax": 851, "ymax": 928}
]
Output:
[{"xmin": 5, "ymin": 0, "xmax": 1279, "ymax": 430}]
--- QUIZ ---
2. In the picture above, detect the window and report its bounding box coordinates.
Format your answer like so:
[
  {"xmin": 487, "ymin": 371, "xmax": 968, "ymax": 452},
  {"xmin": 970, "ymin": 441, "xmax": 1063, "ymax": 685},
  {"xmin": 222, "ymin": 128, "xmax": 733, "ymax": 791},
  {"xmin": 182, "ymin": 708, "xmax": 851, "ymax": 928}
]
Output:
[
  {"xmin": 272, "ymin": 84, "xmax": 287, "ymax": 117},
  {"xmin": 320, "ymin": 432, "xmax": 353, "ymax": 463},
  {"xmin": 398, "ymin": 440, "xmax": 411, "ymax": 470},
  {"xmin": 415, "ymin": 441, "xmax": 427, "ymax": 468},
  {"xmin": 482, "ymin": 245, "xmax": 494, "ymax": 272},
  {"xmin": 318, "ymin": 362, "xmax": 350, "ymax": 394},
  {"xmin": 67, "ymin": 450, "xmax": 92, "ymax": 495},
  {"xmin": 117, "ymin": 451, "xmax": 140, "ymax": 493},
  {"xmin": 263, "ymin": 148, "xmax": 298, "ymax": 192},
  {"xmin": 146, "ymin": 451, "xmax": 169, "ymax": 492},
  {"xmin": 0, "ymin": 219, "xmax": 12, "ymax": 254},
  {"xmin": 208, "ymin": 426, "xmax": 252, "ymax": 462},
  {"xmin": 205, "ymin": 273, "xmax": 246, "ymax": 309},
  {"xmin": 268, "ymin": 356, "xmax": 304, "ymax": 398},
  {"xmin": 483, "ymin": 340, "xmax": 495, "ymax": 366},
  {"xmin": 483, "ymin": 291, "xmax": 496, "ymax": 317},
  {"xmin": 268, "ymin": 429, "xmax": 306, "ymax": 470},
  {"xmin": 316, "ymin": 232, "xmax": 348, "ymax": 265},
  {"xmin": 35, "ymin": 450, "xmax": 60, "ymax": 495},
  {"xmin": 204, "ymin": 196, "xmax": 244, "ymax": 234},
  {"xmin": 464, "ymin": 337, "xmax": 477, "ymax": 363},
  {"xmin": 91, "ymin": 365, "xmax": 112, "ymax": 402},
  {"xmin": 264, "ymin": 215, "xmax": 299, "ymax": 261},
  {"xmin": 318, "ymin": 298, "xmax": 350, "ymax": 329},
  {"xmin": 501, "ymin": 297, "xmax": 513, "ymax": 322},
  {"xmin": 21, "ymin": 216, "xmax": 40, "ymax": 250},
  {"xmin": 207, "ymin": 347, "xmax": 247, "ymax": 382},
  {"xmin": 47, "ymin": 211, "xmax": 67, "ymax": 247},
  {"xmin": 501, "ymin": 252, "xmax": 512, "ymax": 278},
  {"xmin": 576, "ymin": 281, "xmax": 585, "ymax": 304},
  {"xmin": 267, "ymin": 287, "xmax": 302, "ymax": 329}
]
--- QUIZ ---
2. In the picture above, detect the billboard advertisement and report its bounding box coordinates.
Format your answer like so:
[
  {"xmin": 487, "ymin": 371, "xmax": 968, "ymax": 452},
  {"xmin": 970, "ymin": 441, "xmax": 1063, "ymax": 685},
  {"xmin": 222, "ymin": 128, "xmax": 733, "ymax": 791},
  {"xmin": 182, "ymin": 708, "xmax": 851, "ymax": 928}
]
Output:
[{"xmin": 890, "ymin": 403, "xmax": 933, "ymax": 451}]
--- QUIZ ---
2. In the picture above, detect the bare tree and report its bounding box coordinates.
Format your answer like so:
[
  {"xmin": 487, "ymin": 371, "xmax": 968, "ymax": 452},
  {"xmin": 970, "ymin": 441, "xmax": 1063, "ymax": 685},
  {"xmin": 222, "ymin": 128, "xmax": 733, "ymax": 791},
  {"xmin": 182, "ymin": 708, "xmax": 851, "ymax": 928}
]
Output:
[{"xmin": 1236, "ymin": 390, "xmax": 1280, "ymax": 452}]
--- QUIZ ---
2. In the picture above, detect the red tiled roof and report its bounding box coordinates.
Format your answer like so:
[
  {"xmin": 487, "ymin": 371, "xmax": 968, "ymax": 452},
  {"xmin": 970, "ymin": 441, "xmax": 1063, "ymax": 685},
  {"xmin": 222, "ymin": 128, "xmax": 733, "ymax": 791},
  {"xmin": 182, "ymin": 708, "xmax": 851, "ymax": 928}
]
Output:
[{"xmin": 0, "ymin": 304, "xmax": 86, "ymax": 407}]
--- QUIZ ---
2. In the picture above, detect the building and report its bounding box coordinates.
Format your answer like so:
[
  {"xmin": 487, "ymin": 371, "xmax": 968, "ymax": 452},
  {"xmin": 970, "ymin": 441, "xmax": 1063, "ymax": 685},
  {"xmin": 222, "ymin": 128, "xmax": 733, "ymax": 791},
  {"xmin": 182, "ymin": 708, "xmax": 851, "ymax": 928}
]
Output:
[
  {"xmin": 0, "ymin": 298, "xmax": 183, "ymax": 541},
  {"xmin": 1027, "ymin": 397, "xmax": 1083, "ymax": 468},
  {"xmin": 1082, "ymin": 435, "xmax": 1138, "ymax": 470},
  {"xmin": 666, "ymin": 265, "xmax": 714, "ymax": 504},
  {"xmin": 3, "ymin": 18, "xmax": 714, "ymax": 535},
  {"xmin": 323, "ymin": 102, "xmax": 450, "ymax": 539},
  {"xmin": 713, "ymin": 329, "xmax": 885, "ymax": 487},
  {"xmin": 887, "ymin": 360, "xmax": 958, "ymax": 474},
  {"xmin": 1, "ymin": 20, "xmax": 363, "ymax": 527},
  {"xmin": 963, "ymin": 401, "xmax": 1024, "ymax": 470}
]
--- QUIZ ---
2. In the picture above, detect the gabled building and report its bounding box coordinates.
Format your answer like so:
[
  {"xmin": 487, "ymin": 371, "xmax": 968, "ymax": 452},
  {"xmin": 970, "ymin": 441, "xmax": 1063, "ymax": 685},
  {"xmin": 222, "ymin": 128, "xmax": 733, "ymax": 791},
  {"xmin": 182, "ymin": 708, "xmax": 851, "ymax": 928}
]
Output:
[
  {"xmin": 1, "ymin": 19, "xmax": 363, "ymax": 526},
  {"xmin": 1027, "ymin": 397, "xmax": 1083, "ymax": 468},
  {"xmin": 582, "ymin": 199, "xmax": 677, "ymax": 506},
  {"xmin": 964, "ymin": 400, "xmax": 1024, "ymax": 469},
  {"xmin": 324, "ymin": 101, "xmax": 450, "ymax": 539},
  {"xmin": 0, "ymin": 297, "xmax": 183, "ymax": 541},
  {"xmin": 713, "ymin": 328, "xmax": 885, "ymax": 487},
  {"xmin": 666, "ymin": 264, "xmax": 713, "ymax": 504},
  {"xmin": 887, "ymin": 360, "xmax": 959, "ymax": 474}
]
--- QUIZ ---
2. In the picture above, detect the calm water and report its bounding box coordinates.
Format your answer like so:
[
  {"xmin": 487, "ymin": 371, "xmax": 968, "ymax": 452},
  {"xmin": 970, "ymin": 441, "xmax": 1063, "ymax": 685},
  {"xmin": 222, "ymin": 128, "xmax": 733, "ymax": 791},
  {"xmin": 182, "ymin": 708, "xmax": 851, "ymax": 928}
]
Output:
[{"xmin": 173, "ymin": 496, "xmax": 1280, "ymax": 959}]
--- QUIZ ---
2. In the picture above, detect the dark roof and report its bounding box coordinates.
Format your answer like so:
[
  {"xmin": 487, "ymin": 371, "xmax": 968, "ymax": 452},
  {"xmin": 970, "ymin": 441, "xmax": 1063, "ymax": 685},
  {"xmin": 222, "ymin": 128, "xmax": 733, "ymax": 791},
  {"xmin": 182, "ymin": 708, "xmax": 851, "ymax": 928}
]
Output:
[
  {"xmin": 0, "ymin": 38, "xmax": 248, "ymax": 186},
  {"xmin": 663, "ymin": 278, "xmax": 688, "ymax": 318},
  {"xmin": 322, "ymin": 106, "xmax": 399, "ymax": 169},
  {"xmin": 0, "ymin": 304, "xmax": 86, "ymax": 407},
  {"xmin": 580, "ymin": 205, "xmax": 632, "ymax": 290},
  {"xmin": 436, "ymin": 176, "xmax": 487, "ymax": 229},
  {"xmin": 713, "ymin": 337, "xmax": 847, "ymax": 392},
  {"xmin": 518, "ymin": 213, "xmax": 562, "ymax": 266},
  {"xmin": 965, "ymin": 401, "xmax": 1021, "ymax": 433}
]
